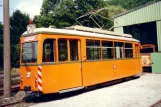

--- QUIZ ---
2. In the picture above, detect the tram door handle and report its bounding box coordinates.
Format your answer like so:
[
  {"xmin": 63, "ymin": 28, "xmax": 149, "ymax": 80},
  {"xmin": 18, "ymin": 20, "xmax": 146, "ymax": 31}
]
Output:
[{"xmin": 113, "ymin": 64, "xmax": 117, "ymax": 69}]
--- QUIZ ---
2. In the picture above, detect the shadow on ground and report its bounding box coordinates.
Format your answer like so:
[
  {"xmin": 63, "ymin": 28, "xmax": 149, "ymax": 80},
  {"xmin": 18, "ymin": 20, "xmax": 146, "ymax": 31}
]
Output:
[
  {"xmin": 23, "ymin": 76, "xmax": 140, "ymax": 104},
  {"xmin": 143, "ymin": 67, "xmax": 152, "ymax": 73}
]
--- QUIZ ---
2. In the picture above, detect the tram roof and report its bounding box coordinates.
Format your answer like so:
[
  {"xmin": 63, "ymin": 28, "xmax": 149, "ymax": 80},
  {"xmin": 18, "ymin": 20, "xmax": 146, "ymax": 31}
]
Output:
[{"xmin": 22, "ymin": 27, "xmax": 139, "ymax": 42}]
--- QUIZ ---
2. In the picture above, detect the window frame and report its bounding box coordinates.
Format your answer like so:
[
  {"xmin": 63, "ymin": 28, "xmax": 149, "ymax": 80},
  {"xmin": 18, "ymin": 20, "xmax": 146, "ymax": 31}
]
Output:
[
  {"xmin": 58, "ymin": 38, "xmax": 68, "ymax": 62},
  {"xmin": 86, "ymin": 39, "xmax": 101, "ymax": 60},
  {"xmin": 22, "ymin": 41, "xmax": 38, "ymax": 63},
  {"xmin": 125, "ymin": 43, "xmax": 133, "ymax": 58},
  {"xmin": 57, "ymin": 38, "xmax": 81, "ymax": 62},
  {"xmin": 86, "ymin": 39, "xmax": 135, "ymax": 61},
  {"xmin": 69, "ymin": 39, "xmax": 79, "ymax": 62},
  {"xmin": 42, "ymin": 39, "xmax": 56, "ymax": 63},
  {"xmin": 101, "ymin": 40, "xmax": 114, "ymax": 60},
  {"xmin": 114, "ymin": 41, "xmax": 125, "ymax": 59}
]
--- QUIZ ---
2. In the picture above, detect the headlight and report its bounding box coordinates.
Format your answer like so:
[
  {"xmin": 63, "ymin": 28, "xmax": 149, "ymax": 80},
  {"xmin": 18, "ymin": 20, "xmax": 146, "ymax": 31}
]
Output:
[{"xmin": 26, "ymin": 72, "xmax": 31, "ymax": 78}]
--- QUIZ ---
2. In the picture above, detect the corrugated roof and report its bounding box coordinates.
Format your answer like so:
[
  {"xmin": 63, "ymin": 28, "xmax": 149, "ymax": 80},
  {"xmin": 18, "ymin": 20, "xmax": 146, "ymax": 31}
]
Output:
[{"xmin": 113, "ymin": 0, "xmax": 161, "ymax": 18}]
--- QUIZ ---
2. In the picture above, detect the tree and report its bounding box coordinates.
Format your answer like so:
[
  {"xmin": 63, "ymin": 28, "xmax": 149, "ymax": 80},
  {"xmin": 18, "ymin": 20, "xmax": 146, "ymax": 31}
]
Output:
[
  {"xmin": 41, "ymin": 0, "xmax": 61, "ymax": 15},
  {"xmin": 34, "ymin": 0, "xmax": 62, "ymax": 28},
  {"xmin": 0, "ymin": 22, "xmax": 3, "ymax": 44},
  {"xmin": 52, "ymin": 0, "xmax": 77, "ymax": 28},
  {"xmin": 10, "ymin": 10, "xmax": 30, "ymax": 44},
  {"xmin": 10, "ymin": 10, "xmax": 30, "ymax": 67},
  {"xmin": 34, "ymin": 0, "xmax": 110, "ymax": 28},
  {"xmin": 108, "ymin": 0, "xmax": 154, "ymax": 9},
  {"xmin": 94, "ymin": 5, "xmax": 126, "ymax": 29},
  {"xmin": 33, "ymin": 0, "xmax": 127, "ymax": 30},
  {"xmin": 34, "ymin": 0, "xmax": 77, "ymax": 28},
  {"xmin": 0, "ymin": 22, "xmax": 3, "ymax": 68}
]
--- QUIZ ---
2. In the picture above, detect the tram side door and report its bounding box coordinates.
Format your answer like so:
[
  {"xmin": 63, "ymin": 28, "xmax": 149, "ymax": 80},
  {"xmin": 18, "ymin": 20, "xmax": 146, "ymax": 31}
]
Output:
[{"xmin": 58, "ymin": 39, "xmax": 83, "ymax": 91}]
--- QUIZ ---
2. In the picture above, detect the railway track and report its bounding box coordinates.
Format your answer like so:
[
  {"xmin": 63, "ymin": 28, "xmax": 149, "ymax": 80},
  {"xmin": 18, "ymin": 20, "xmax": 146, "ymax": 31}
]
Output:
[
  {"xmin": 0, "ymin": 73, "xmax": 20, "ymax": 95},
  {"xmin": 0, "ymin": 84, "xmax": 20, "ymax": 95},
  {"xmin": 0, "ymin": 73, "xmax": 20, "ymax": 80},
  {"xmin": 0, "ymin": 99, "xmax": 25, "ymax": 107}
]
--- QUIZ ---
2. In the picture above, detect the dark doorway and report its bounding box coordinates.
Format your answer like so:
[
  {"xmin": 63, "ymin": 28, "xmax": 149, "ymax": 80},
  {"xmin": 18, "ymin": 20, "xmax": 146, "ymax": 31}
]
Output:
[{"xmin": 124, "ymin": 22, "xmax": 158, "ymax": 52}]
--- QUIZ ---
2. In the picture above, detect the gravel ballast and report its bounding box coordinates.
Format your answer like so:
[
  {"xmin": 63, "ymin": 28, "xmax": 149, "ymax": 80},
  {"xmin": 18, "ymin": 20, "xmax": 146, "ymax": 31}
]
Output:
[{"xmin": 30, "ymin": 74, "xmax": 161, "ymax": 107}]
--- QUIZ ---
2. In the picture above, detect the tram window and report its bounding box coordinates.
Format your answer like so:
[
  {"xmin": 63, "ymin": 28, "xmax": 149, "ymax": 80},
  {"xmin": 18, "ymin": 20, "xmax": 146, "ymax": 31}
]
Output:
[
  {"xmin": 58, "ymin": 39, "xmax": 68, "ymax": 61},
  {"xmin": 115, "ymin": 42, "xmax": 124, "ymax": 58},
  {"xmin": 70, "ymin": 40, "xmax": 78, "ymax": 61},
  {"xmin": 125, "ymin": 43, "xmax": 133, "ymax": 58},
  {"xmin": 86, "ymin": 40, "xmax": 100, "ymax": 60},
  {"xmin": 102, "ymin": 41, "xmax": 113, "ymax": 59},
  {"xmin": 43, "ymin": 39, "xmax": 54, "ymax": 62}
]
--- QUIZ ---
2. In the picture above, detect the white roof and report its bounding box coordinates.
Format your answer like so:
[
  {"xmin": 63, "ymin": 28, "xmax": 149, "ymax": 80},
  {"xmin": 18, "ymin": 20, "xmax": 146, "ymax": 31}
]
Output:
[
  {"xmin": 66, "ymin": 25, "xmax": 132, "ymax": 38},
  {"xmin": 22, "ymin": 28, "xmax": 139, "ymax": 42}
]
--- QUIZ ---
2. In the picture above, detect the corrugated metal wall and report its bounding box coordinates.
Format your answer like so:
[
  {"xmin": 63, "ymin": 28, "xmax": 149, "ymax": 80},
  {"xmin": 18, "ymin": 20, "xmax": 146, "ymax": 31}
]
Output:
[
  {"xmin": 114, "ymin": 27, "xmax": 123, "ymax": 34},
  {"xmin": 114, "ymin": 1, "xmax": 161, "ymax": 51},
  {"xmin": 114, "ymin": 1, "xmax": 161, "ymax": 28},
  {"xmin": 157, "ymin": 21, "xmax": 161, "ymax": 51}
]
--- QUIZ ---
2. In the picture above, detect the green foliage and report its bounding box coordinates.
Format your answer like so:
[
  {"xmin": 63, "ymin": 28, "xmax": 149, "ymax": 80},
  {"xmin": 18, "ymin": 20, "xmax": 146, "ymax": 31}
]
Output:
[
  {"xmin": 34, "ymin": 0, "xmax": 124, "ymax": 29},
  {"xmin": 11, "ymin": 44, "xmax": 20, "ymax": 67},
  {"xmin": 0, "ymin": 44, "xmax": 3, "ymax": 68},
  {"xmin": 0, "ymin": 22, "xmax": 3, "ymax": 44},
  {"xmin": 74, "ymin": 0, "xmax": 108, "ymax": 27},
  {"xmin": 34, "ymin": 0, "xmax": 156, "ymax": 29},
  {"xmin": 107, "ymin": 5, "xmax": 126, "ymax": 19},
  {"xmin": 108, "ymin": 0, "xmax": 154, "ymax": 9},
  {"xmin": 41, "ymin": 0, "xmax": 61, "ymax": 16},
  {"xmin": 0, "ymin": 22, "xmax": 3, "ymax": 68},
  {"xmin": 92, "ymin": 5, "xmax": 126, "ymax": 29},
  {"xmin": 10, "ymin": 10, "xmax": 30, "ymax": 45},
  {"xmin": 10, "ymin": 10, "xmax": 30, "ymax": 67},
  {"xmin": 0, "ymin": 10, "xmax": 30, "ymax": 68}
]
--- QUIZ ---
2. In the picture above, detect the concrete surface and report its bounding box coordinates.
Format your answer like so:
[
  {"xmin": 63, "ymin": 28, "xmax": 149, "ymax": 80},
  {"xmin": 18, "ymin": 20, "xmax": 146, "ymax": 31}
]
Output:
[{"xmin": 31, "ymin": 74, "xmax": 161, "ymax": 107}]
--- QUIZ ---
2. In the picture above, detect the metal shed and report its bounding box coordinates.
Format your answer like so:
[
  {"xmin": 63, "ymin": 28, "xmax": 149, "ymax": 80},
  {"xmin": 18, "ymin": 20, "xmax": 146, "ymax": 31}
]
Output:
[{"xmin": 113, "ymin": 1, "xmax": 161, "ymax": 51}]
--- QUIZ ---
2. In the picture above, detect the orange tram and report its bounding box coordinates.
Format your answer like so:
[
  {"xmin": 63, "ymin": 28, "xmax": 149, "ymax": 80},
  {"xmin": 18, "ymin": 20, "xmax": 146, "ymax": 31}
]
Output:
[{"xmin": 20, "ymin": 26, "xmax": 142, "ymax": 95}]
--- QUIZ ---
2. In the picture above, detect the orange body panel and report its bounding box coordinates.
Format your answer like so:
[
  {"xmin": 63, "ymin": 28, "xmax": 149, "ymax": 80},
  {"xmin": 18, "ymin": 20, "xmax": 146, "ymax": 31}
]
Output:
[
  {"xmin": 42, "ymin": 63, "xmax": 82, "ymax": 93},
  {"xmin": 82, "ymin": 59, "xmax": 140, "ymax": 86},
  {"xmin": 20, "ymin": 66, "xmax": 39, "ymax": 91},
  {"xmin": 20, "ymin": 33, "xmax": 142, "ymax": 94}
]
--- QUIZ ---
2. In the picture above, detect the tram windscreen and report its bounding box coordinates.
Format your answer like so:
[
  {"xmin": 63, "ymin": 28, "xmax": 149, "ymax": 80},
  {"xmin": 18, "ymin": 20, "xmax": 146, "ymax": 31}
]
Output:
[{"xmin": 22, "ymin": 42, "xmax": 38, "ymax": 63}]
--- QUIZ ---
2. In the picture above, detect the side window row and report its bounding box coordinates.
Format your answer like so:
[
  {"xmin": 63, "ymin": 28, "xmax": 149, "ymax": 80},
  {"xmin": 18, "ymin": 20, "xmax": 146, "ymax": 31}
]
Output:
[
  {"xmin": 42, "ymin": 39, "xmax": 134, "ymax": 62},
  {"xmin": 86, "ymin": 40, "xmax": 133, "ymax": 60},
  {"xmin": 43, "ymin": 39, "xmax": 78, "ymax": 62}
]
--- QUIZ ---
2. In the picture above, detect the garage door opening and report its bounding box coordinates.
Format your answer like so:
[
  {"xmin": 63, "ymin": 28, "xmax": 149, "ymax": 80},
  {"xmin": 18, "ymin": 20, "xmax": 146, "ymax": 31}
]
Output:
[
  {"xmin": 124, "ymin": 22, "xmax": 158, "ymax": 73},
  {"xmin": 124, "ymin": 22, "xmax": 158, "ymax": 52}
]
